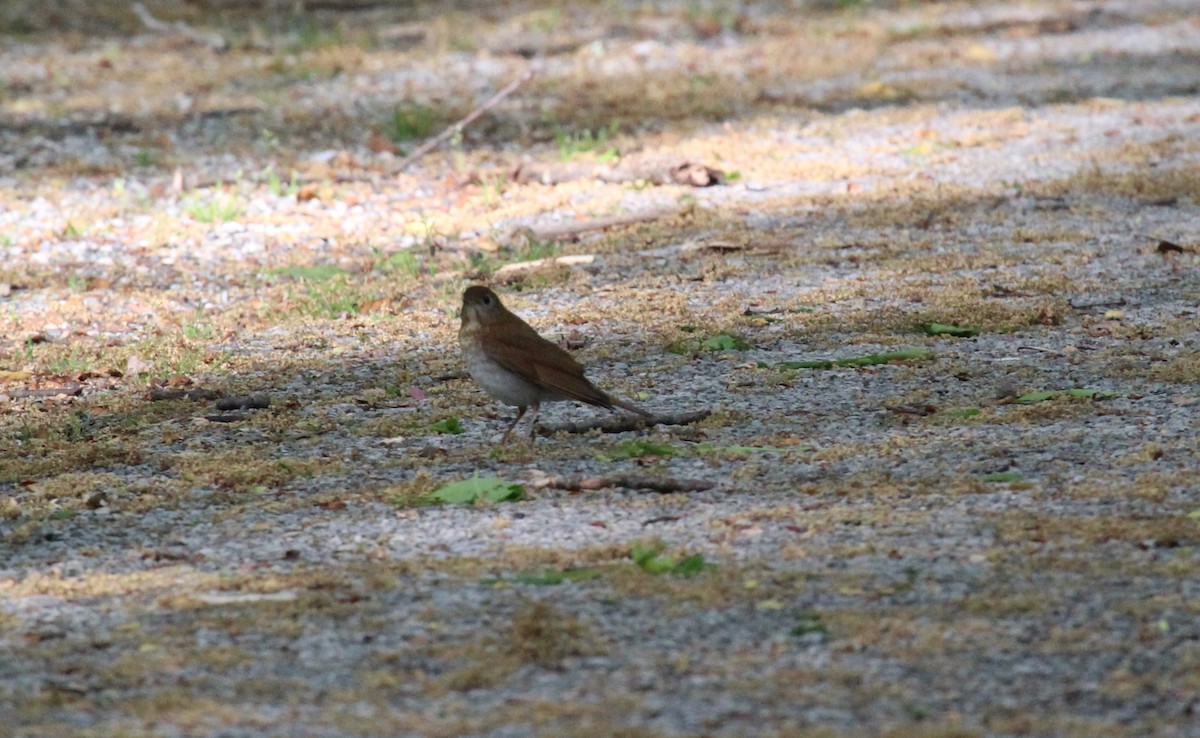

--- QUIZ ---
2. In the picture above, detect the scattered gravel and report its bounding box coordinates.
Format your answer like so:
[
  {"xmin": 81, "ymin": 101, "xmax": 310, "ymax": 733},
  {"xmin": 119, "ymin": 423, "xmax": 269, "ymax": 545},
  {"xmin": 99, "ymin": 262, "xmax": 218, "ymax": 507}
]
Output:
[{"xmin": 2, "ymin": 1, "xmax": 1200, "ymax": 737}]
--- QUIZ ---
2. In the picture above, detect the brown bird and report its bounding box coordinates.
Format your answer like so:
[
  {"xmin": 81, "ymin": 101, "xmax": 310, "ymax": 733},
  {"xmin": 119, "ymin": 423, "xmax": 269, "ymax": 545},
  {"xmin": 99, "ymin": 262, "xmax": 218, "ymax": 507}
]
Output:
[{"xmin": 459, "ymin": 285, "xmax": 652, "ymax": 442}]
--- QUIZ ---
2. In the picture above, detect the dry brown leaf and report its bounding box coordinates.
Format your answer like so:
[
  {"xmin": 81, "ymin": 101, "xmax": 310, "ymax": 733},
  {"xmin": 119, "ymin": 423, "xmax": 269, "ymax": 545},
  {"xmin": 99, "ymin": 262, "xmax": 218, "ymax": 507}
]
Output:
[
  {"xmin": 126, "ymin": 354, "xmax": 152, "ymax": 376},
  {"xmin": 366, "ymin": 130, "xmax": 397, "ymax": 155},
  {"xmin": 360, "ymin": 296, "xmax": 408, "ymax": 314}
]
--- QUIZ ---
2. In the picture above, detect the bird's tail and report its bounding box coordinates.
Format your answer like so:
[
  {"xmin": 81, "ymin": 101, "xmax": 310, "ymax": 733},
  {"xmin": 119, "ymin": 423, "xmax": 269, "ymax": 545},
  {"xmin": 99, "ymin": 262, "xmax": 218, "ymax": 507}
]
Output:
[{"xmin": 607, "ymin": 393, "xmax": 654, "ymax": 418}]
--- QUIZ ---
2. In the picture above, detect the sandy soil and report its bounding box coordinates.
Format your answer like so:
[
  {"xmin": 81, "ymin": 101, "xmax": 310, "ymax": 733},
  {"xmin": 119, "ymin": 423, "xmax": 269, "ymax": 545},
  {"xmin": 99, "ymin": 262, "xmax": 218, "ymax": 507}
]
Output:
[{"xmin": 2, "ymin": 1, "xmax": 1199, "ymax": 736}]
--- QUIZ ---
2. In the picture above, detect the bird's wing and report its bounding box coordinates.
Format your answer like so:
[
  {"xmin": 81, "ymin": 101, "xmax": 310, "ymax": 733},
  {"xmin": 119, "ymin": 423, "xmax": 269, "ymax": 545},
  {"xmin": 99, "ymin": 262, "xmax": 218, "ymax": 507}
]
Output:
[{"xmin": 479, "ymin": 326, "xmax": 614, "ymax": 409}]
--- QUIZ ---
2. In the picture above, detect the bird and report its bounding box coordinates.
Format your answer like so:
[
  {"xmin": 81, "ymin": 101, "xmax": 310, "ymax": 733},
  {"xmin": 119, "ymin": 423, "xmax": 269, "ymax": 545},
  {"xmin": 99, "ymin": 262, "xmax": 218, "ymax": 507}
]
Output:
[{"xmin": 458, "ymin": 285, "xmax": 652, "ymax": 442}]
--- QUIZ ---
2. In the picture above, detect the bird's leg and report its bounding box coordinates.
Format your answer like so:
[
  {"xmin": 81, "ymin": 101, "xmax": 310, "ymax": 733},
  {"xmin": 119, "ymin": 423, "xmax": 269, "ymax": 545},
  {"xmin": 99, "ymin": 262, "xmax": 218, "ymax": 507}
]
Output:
[
  {"xmin": 526, "ymin": 402, "xmax": 541, "ymax": 441},
  {"xmin": 500, "ymin": 406, "xmax": 527, "ymax": 444}
]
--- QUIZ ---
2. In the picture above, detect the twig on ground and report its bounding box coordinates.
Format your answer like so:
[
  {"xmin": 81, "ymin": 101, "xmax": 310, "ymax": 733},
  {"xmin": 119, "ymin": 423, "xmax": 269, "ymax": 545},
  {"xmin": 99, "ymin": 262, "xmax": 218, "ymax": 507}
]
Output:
[
  {"xmin": 1155, "ymin": 239, "xmax": 1193, "ymax": 254},
  {"xmin": 205, "ymin": 413, "xmax": 247, "ymax": 423},
  {"xmin": 538, "ymin": 409, "xmax": 711, "ymax": 436},
  {"xmin": 215, "ymin": 394, "xmax": 271, "ymax": 411},
  {"xmin": 533, "ymin": 474, "xmax": 714, "ymax": 494},
  {"xmin": 148, "ymin": 387, "xmax": 221, "ymax": 402},
  {"xmin": 512, "ymin": 160, "xmax": 723, "ymax": 187},
  {"xmin": 132, "ymin": 2, "xmax": 229, "ymax": 52},
  {"xmin": 395, "ymin": 70, "xmax": 533, "ymax": 172},
  {"xmin": 886, "ymin": 404, "xmax": 937, "ymax": 416},
  {"xmin": 6, "ymin": 384, "xmax": 82, "ymax": 399},
  {"xmin": 516, "ymin": 207, "xmax": 679, "ymax": 242},
  {"xmin": 642, "ymin": 515, "xmax": 682, "ymax": 525},
  {"xmin": 1135, "ymin": 233, "xmax": 1195, "ymax": 253},
  {"xmin": 493, "ymin": 254, "xmax": 595, "ymax": 278},
  {"xmin": 1016, "ymin": 346, "xmax": 1068, "ymax": 356},
  {"xmin": 1069, "ymin": 295, "xmax": 1126, "ymax": 309}
]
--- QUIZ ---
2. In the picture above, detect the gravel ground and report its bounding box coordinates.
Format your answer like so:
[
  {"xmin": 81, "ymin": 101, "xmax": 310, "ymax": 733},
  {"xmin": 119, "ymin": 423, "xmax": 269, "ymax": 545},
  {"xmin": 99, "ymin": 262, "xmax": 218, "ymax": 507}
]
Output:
[{"xmin": 2, "ymin": 1, "xmax": 1200, "ymax": 737}]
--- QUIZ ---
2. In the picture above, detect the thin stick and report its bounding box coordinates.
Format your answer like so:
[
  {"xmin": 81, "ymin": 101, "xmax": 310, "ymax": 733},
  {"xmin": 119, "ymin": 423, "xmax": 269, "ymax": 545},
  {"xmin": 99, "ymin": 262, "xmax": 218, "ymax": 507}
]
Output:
[
  {"xmin": 147, "ymin": 387, "xmax": 221, "ymax": 402},
  {"xmin": 395, "ymin": 70, "xmax": 533, "ymax": 172},
  {"xmin": 535, "ymin": 474, "xmax": 714, "ymax": 494},
  {"xmin": 525, "ymin": 207, "xmax": 678, "ymax": 241},
  {"xmin": 131, "ymin": 2, "xmax": 228, "ymax": 52},
  {"xmin": 492, "ymin": 254, "xmax": 595, "ymax": 278},
  {"xmin": 6, "ymin": 384, "xmax": 82, "ymax": 400},
  {"xmin": 537, "ymin": 409, "xmax": 711, "ymax": 436},
  {"xmin": 1015, "ymin": 345, "xmax": 1064, "ymax": 354}
]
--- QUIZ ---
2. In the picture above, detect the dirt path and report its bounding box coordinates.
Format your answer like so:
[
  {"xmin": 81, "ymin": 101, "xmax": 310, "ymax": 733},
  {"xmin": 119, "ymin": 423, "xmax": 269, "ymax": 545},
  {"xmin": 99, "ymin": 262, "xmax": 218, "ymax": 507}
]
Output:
[{"xmin": 2, "ymin": 2, "xmax": 1199, "ymax": 736}]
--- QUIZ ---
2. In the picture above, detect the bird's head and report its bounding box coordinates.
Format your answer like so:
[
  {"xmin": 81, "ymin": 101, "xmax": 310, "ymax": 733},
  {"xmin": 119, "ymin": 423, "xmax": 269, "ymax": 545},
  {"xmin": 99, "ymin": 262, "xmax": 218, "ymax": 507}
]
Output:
[{"xmin": 461, "ymin": 285, "xmax": 506, "ymax": 328}]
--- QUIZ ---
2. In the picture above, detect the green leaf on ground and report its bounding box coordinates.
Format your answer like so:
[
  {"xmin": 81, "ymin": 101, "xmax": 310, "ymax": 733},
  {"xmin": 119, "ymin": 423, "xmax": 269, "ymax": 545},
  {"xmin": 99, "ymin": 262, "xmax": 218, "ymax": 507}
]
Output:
[
  {"xmin": 703, "ymin": 333, "xmax": 751, "ymax": 351},
  {"xmin": 919, "ymin": 322, "xmax": 981, "ymax": 337},
  {"xmin": 982, "ymin": 471, "xmax": 1023, "ymax": 483},
  {"xmin": 693, "ymin": 443, "xmax": 780, "ymax": 457},
  {"xmin": 631, "ymin": 545, "xmax": 674, "ymax": 574},
  {"xmin": 514, "ymin": 568, "xmax": 604, "ymax": 586},
  {"xmin": 483, "ymin": 568, "xmax": 605, "ymax": 586},
  {"xmin": 631, "ymin": 546, "xmax": 712, "ymax": 576},
  {"xmin": 1063, "ymin": 388, "xmax": 1117, "ymax": 399},
  {"xmin": 429, "ymin": 417, "xmax": 464, "ymax": 435},
  {"xmin": 671, "ymin": 554, "xmax": 712, "ymax": 576},
  {"xmin": 776, "ymin": 347, "xmax": 934, "ymax": 370},
  {"xmin": 1015, "ymin": 391, "xmax": 1057, "ymax": 404},
  {"xmin": 386, "ymin": 102, "xmax": 439, "ymax": 142},
  {"xmin": 431, "ymin": 476, "xmax": 524, "ymax": 504},
  {"xmin": 946, "ymin": 408, "xmax": 981, "ymax": 419},
  {"xmin": 1015, "ymin": 389, "xmax": 1117, "ymax": 404},
  {"xmin": 791, "ymin": 612, "xmax": 827, "ymax": 637},
  {"xmin": 610, "ymin": 440, "xmax": 677, "ymax": 460}
]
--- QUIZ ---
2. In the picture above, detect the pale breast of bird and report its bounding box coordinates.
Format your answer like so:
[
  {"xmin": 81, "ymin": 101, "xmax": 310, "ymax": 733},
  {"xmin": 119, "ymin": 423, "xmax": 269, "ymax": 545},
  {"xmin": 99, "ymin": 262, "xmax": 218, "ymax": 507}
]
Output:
[{"xmin": 460, "ymin": 336, "xmax": 550, "ymax": 408}]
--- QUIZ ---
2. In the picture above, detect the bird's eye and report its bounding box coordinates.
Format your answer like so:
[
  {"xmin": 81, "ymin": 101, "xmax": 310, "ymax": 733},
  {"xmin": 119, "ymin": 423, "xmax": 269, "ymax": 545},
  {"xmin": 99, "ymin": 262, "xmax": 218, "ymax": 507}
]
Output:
[{"xmin": 481, "ymin": 295, "xmax": 491, "ymax": 305}]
